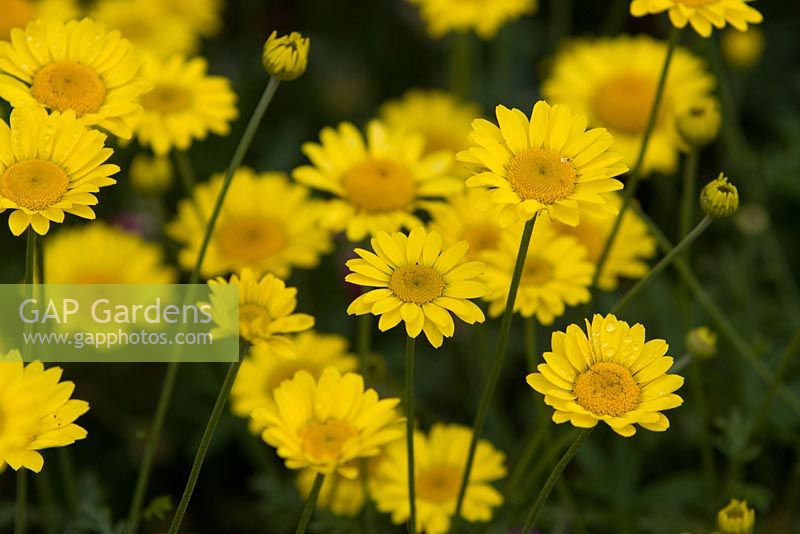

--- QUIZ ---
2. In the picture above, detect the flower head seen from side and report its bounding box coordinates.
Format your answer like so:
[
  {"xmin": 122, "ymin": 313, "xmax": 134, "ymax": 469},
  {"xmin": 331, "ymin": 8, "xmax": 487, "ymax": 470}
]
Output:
[
  {"xmin": 545, "ymin": 193, "xmax": 656, "ymax": 292},
  {"xmin": 0, "ymin": 18, "xmax": 151, "ymax": 139},
  {"xmin": 168, "ymin": 168, "xmax": 333, "ymax": 279},
  {"xmin": 482, "ymin": 219, "xmax": 594, "ymax": 324},
  {"xmin": 0, "ymin": 350, "xmax": 89, "ymax": 473},
  {"xmin": 459, "ymin": 100, "xmax": 627, "ymax": 228},
  {"xmin": 1, "ymin": 0, "xmax": 78, "ymax": 40},
  {"xmin": 208, "ymin": 268, "xmax": 315, "ymax": 358},
  {"xmin": 371, "ymin": 423, "xmax": 506, "ymax": 534},
  {"xmin": 527, "ymin": 314, "xmax": 684, "ymax": 437},
  {"xmin": 716, "ymin": 498, "xmax": 755, "ymax": 534},
  {"xmin": 407, "ymin": 0, "xmax": 538, "ymax": 39},
  {"xmin": 426, "ymin": 189, "xmax": 510, "ymax": 261},
  {"xmin": 45, "ymin": 222, "xmax": 175, "ymax": 284},
  {"xmin": 252, "ymin": 367, "xmax": 404, "ymax": 478},
  {"xmin": 230, "ymin": 330, "xmax": 358, "ymax": 432},
  {"xmin": 630, "ymin": 0, "xmax": 763, "ymax": 38},
  {"xmin": 262, "ymin": 31, "xmax": 310, "ymax": 81},
  {"xmin": 293, "ymin": 120, "xmax": 463, "ymax": 242},
  {"xmin": 542, "ymin": 36, "xmax": 716, "ymax": 176},
  {"xmin": 345, "ymin": 227, "xmax": 488, "ymax": 348},
  {"xmin": 0, "ymin": 106, "xmax": 118, "ymax": 236},
  {"xmin": 134, "ymin": 55, "xmax": 238, "ymax": 156},
  {"xmin": 379, "ymin": 89, "xmax": 481, "ymax": 176}
]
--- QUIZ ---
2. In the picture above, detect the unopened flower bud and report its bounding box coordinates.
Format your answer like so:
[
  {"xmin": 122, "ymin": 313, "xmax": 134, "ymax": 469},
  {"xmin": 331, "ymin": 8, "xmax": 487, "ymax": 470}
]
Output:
[
  {"xmin": 717, "ymin": 499, "xmax": 755, "ymax": 534},
  {"xmin": 676, "ymin": 98, "xmax": 721, "ymax": 148},
  {"xmin": 685, "ymin": 326, "xmax": 717, "ymax": 360},
  {"xmin": 701, "ymin": 173, "xmax": 739, "ymax": 219},
  {"xmin": 262, "ymin": 31, "xmax": 310, "ymax": 81}
]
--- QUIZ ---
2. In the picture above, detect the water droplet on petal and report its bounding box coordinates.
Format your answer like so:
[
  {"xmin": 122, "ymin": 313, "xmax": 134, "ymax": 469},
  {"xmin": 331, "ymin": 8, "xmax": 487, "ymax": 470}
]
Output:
[{"xmin": 605, "ymin": 322, "xmax": 617, "ymax": 333}]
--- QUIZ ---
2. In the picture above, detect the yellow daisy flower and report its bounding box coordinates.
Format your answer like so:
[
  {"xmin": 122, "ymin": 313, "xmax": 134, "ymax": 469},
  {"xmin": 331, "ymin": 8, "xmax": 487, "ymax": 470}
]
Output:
[
  {"xmin": 208, "ymin": 268, "xmax": 315, "ymax": 358},
  {"xmin": 425, "ymin": 189, "xmax": 510, "ymax": 261},
  {"xmin": 544, "ymin": 193, "xmax": 656, "ymax": 291},
  {"xmin": 160, "ymin": 0, "xmax": 223, "ymax": 37},
  {"xmin": 292, "ymin": 120, "xmax": 463, "ymax": 242},
  {"xmin": 630, "ymin": 0, "xmax": 763, "ymax": 38},
  {"xmin": 542, "ymin": 35, "xmax": 716, "ymax": 175},
  {"xmin": 408, "ymin": 0, "xmax": 538, "ymax": 39},
  {"xmin": 45, "ymin": 222, "xmax": 175, "ymax": 284},
  {"xmin": 91, "ymin": 0, "xmax": 199, "ymax": 58},
  {"xmin": 295, "ymin": 458, "xmax": 381, "ymax": 518},
  {"xmin": 0, "ymin": 106, "xmax": 118, "ymax": 236},
  {"xmin": 371, "ymin": 423, "xmax": 506, "ymax": 534},
  {"xmin": 458, "ymin": 100, "xmax": 627, "ymax": 227},
  {"xmin": 526, "ymin": 313, "xmax": 685, "ymax": 437},
  {"xmin": 380, "ymin": 89, "xmax": 480, "ymax": 176},
  {"xmin": 0, "ymin": 18, "xmax": 151, "ymax": 139},
  {"xmin": 252, "ymin": 367, "xmax": 404, "ymax": 478},
  {"xmin": 129, "ymin": 154, "xmax": 173, "ymax": 194},
  {"xmin": 168, "ymin": 168, "xmax": 333, "ymax": 279},
  {"xmin": 1, "ymin": 0, "xmax": 78, "ymax": 40},
  {"xmin": 0, "ymin": 351, "xmax": 89, "ymax": 473},
  {"xmin": 482, "ymin": 220, "xmax": 594, "ymax": 324},
  {"xmin": 345, "ymin": 227, "xmax": 488, "ymax": 348},
  {"xmin": 133, "ymin": 55, "xmax": 238, "ymax": 155},
  {"xmin": 230, "ymin": 331, "xmax": 358, "ymax": 431},
  {"xmin": 721, "ymin": 27, "xmax": 765, "ymax": 70}
]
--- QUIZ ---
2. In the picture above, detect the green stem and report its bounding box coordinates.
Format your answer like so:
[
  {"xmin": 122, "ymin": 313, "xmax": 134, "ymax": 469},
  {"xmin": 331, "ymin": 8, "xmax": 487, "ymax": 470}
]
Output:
[
  {"xmin": 448, "ymin": 32, "xmax": 472, "ymax": 100},
  {"xmin": 25, "ymin": 229, "xmax": 36, "ymax": 285},
  {"xmin": 524, "ymin": 316, "xmax": 538, "ymax": 372},
  {"xmin": 502, "ymin": 423, "xmax": 548, "ymax": 498},
  {"xmin": 635, "ymin": 207, "xmax": 800, "ymax": 415},
  {"xmin": 405, "ymin": 335, "xmax": 417, "ymax": 534},
  {"xmin": 58, "ymin": 448, "xmax": 78, "ymax": 516},
  {"xmin": 611, "ymin": 216, "xmax": 712, "ymax": 314},
  {"xmin": 34, "ymin": 469, "xmax": 57, "ymax": 534},
  {"xmin": 126, "ymin": 76, "xmax": 282, "ymax": 534},
  {"xmin": 358, "ymin": 314, "xmax": 372, "ymax": 377},
  {"xmin": 521, "ymin": 428, "xmax": 593, "ymax": 533},
  {"xmin": 749, "ymin": 326, "xmax": 800, "ymax": 438},
  {"xmin": 35, "ymin": 233, "xmax": 44, "ymax": 284},
  {"xmin": 167, "ymin": 344, "xmax": 248, "ymax": 534},
  {"xmin": 15, "ymin": 469, "xmax": 26, "ymax": 534},
  {"xmin": 548, "ymin": 0, "xmax": 572, "ymax": 51},
  {"xmin": 173, "ymin": 151, "xmax": 203, "ymax": 218},
  {"xmin": 295, "ymin": 473, "xmax": 324, "ymax": 534},
  {"xmin": 592, "ymin": 27, "xmax": 681, "ymax": 289},
  {"xmin": 450, "ymin": 215, "xmax": 537, "ymax": 531},
  {"xmin": 688, "ymin": 359, "xmax": 716, "ymax": 502},
  {"xmin": 678, "ymin": 150, "xmax": 699, "ymax": 255}
]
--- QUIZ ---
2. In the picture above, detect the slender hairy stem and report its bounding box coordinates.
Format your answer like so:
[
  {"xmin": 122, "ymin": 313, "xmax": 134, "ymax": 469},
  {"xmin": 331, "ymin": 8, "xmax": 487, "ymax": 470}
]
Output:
[
  {"xmin": 521, "ymin": 428, "xmax": 593, "ymax": 533},
  {"xmin": 612, "ymin": 216, "xmax": 712, "ymax": 314},
  {"xmin": 173, "ymin": 151, "xmax": 204, "ymax": 218},
  {"xmin": 405, "ymin": 336, "xmax": 417, "ymax": 534},
  {"xmin": 25, "ymin": 229, "xmax": 36, "ymax": 285},
  {"xmin": 450, "ymin": 215, "xmax": 537, "ymax": 531},
  {"xmin": 358, "ymin": 314, "xmax": 372, "ymax": 377},
  {"xmin": 15, "ymin": 470, "xmax": 27, "ymax": 534},
  {"xmin": 636, "ymin": 207, "xmax": 800, "ymax": 415},
  {"xmin": 295, "ymin": 473, "xmax": 324, "ymax": 534},
  {"xmin": 592, "ymin": 27, "xmax": 681, "ymax": 289},
  {"xmin": 678, "ymin": 150, "xmax": 700, "ymax": 258},
  {"xmin": 58, "ymin": 448, "xmax": 77, "ymax": 515},
  {"xmin": 167, "ymin": 344, "xmax": 248, "ymax": 533},
  {"xmin": 524, "ymin": 316, "xmax": 538, "ymax": 372},
  {"xmin": 127, "ymin": 77, "xmax": 281, "ymax": 534},
  {"xmin": 35, "ymin": 233, "xmax": 44, "ymax": 284},
  {"xmin": 448, "ymin": 32, "xmax": 472, "ymax": 100}
]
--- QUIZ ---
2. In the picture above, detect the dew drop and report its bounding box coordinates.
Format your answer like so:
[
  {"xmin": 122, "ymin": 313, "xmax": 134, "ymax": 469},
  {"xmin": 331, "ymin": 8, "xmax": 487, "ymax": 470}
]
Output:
[{"xmin": 605, "ymin": 322, "xmax": 617, "ymax": 333}]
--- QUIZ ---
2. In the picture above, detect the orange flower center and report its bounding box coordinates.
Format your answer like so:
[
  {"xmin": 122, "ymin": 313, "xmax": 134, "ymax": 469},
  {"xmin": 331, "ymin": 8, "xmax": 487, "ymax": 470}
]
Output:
[
  {"xmin": 32, "ymin": 62, "xmax": 106, "ymax": 117},
  {"xmin": 462, "ymin": 224, "xmax": 501, "ymax": 257},
  {"xmin": 299, "ymin": 420, "xmax": 357, "ymax": 460},
  {"xmin": 416, "ymin": 465, "xmax": 462, "ymax": 502},
  {"xmin": 0, "ymin": 160, "xmax": 69, "ymax": 211},
  {"xmin": 141, "ymin": 85, "xmax": 193, "ymax": 114},
  {"xmin": 506, "ymin": 148, "xmax": 576, "ymax": 204},
  {"xmin": 216, "ymin": 216, "xmax": 286, "ymax": 262},
  {"xmin": 573, "ymin": 362, "xmax": 639, "ymax": 417},
  {"xmin": 522, "ymin": 257, "xmax": 554, "ymax": 286},
  {"xmin": 342, "ymin": 159, "xmax": 416, "ymax": 213},
  {"xmin": 389, "ymin": 265, "xmax": 445, "ymax": 305},
  {"xmin": 593, "ymin": 74, "xmax": 660, "ymax": 136}
]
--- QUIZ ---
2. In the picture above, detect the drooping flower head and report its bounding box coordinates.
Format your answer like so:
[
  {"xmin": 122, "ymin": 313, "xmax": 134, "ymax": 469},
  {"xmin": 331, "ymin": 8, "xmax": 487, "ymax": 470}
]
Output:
[
  {"xmin": 483, "ymin": 219, "xmax": 594, "ymax": 324},
  {"xmin": 0, "ymin": 351, "xmax": 89, "ymax": 473},
  {"xmin": 459, "ymin": 100, "xmax": 627, "ymax": 227},
  {"xmin": 208, "ymin": 268, "xmax": 315, "ymax": 358},
  {"xmin": 231, "ymin": 331, "xmax": 358, "ymax": 431},
  {"xmin": 293, "ymin": 120, "xmax": 463, "ymax": 242},
  {"xmin": 45, "ymin": 223, "xmax": 175, "ymax": 284},
  {"xmin": 262, "ymin": 31, "xmax": 310, "ymax": 81},
  {"xmin": 371, "ymin": 423, "xmax": 506, "ymax": 534},
  {"xmin": 345, "ymin": 227, "xmax": 488, "ymax": 348},
  {"xmin": 252, "ymin": 367, "xmax": 404, "ymax": 478},
  {"xmin": 407, "ymin": 0, "xmax": 538, "ymax": 39},
  {"xmin": 0, "ymin": 18, "xmax": 151, "ymax": 139},
  {"xmin": 630, "ymin": 0, "xmax": 763, "ymax": 38},
  {"xmin": 0, "ymin": 106, "xmax": 118, "ymax": 236},
  {"xmin": 169, "ymin": 169, "xmax": 332, "ymax": 279},
  {"xmin": 133, "ymin": 55, "xmax": 238, "ymax": 156},
  {"xmin": 542, "ymin": 36, "xmax": 716, "ymax": 176},
  {"xmin": 527, "ymin": 314, "xmax": 684, "ymax": 437}
]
